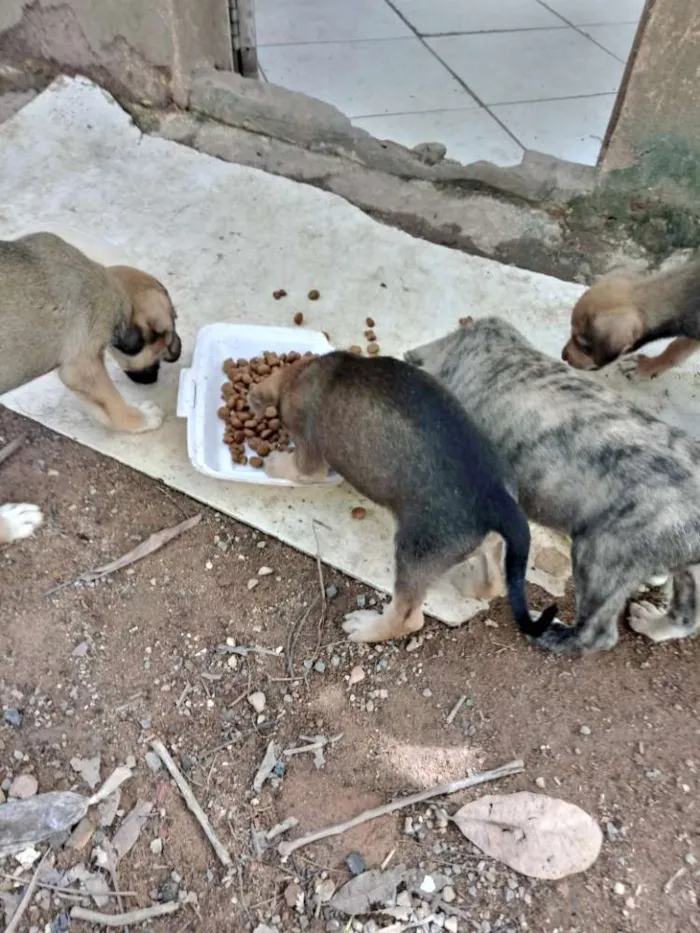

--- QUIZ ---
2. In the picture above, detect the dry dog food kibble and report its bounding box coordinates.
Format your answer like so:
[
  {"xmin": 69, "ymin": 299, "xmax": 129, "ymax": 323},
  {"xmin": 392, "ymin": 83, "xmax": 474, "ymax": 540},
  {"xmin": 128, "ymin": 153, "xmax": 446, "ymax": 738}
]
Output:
[
  {"xmin": 308, "ymin": 289, "xmax": 320, "ymax": 300},
  {"xmin": 293, "ymin": 312, "xmax": 304, "ymax": 325},
  {"xmin": 366, "ymin": 316, "xmax": 375, "ymax": 328},
  {"xmin": 273, "ymin": 289, "xmax": 287, "ymax": 300},
  {"xmin": 219, "ymin": 350, "xmax": 317, "ymax": 465},
  {"xmin": 351, "ymin": 506, "xmax": 367, "ymax": 520}
]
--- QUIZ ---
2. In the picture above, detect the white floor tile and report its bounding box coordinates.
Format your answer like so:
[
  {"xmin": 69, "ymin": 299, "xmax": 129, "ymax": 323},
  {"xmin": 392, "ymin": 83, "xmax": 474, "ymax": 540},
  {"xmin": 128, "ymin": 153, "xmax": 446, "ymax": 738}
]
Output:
[
  {"xmin": 258, "ymin": 39, "xmax": 477, "ymax": 118},
  {"xmin": 491, "ymin": 94, "xmax": 617, "ymax": 164},
  {"xmin": 390, "ymin": 0, "xmax": 563, "ymax": 36},
  {"xmin": 254, "ymin": 0, "xmax": 411, "ymax": 45},
  {"xmin": 427, "ymin": 28, "xmax": 624, "ymax": 104},
  {"xmin": 582, "ymin": 23, "xmax": 638, "ymax": 62},
  {"xmin": 542, "ymin": 0, "xmax": 646, "ymax": 26},
  {"xmin": 353, "ymin": 108, "xmax": 524, "ymax": 166}
]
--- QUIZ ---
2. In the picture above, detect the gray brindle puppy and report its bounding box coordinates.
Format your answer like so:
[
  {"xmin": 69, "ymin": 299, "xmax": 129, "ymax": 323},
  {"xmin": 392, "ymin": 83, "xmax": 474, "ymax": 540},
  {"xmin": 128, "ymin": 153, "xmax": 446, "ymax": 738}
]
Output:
[{"xmin": 406, "ymin": 316, "xmax": 700, "ymax": 654}]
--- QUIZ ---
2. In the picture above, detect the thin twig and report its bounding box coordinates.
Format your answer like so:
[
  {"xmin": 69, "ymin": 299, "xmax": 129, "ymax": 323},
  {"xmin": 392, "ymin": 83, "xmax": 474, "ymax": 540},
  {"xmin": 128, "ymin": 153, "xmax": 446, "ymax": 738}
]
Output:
[
  {"xmin": 150, "ymin": 738, "xmax": 232, "ymax": 867},
  {"xmin": 5, "ymin": 851, "xmax": 51, "ymax": 933},
  {"xmin": 278, "ymin": 759, "xmax": 525, "ymax": 859},
  {"xmin": 663, "ymin": 865, "xmax": 687, "ymax": 894},
  {"xmin": 70, "ymin": 902, "xmax": 180, "ymax": 926},
  {"xmin": 445, "ymin": 695, "xmax": 467, "ymax": 725},
  {"xmin": 45, "ymin": 514, "xmax": 201, "ymax": 595},
  {"xmin": 0, "ymin": 871, "xmax": 137, "ymax": 898},
  {"xmin": 285, "ymin": 595, "xmax": 319, "ymax": 677},
  {"xmin": 0, "ymin": 437, "xmax": 24, "ymax": 468}
]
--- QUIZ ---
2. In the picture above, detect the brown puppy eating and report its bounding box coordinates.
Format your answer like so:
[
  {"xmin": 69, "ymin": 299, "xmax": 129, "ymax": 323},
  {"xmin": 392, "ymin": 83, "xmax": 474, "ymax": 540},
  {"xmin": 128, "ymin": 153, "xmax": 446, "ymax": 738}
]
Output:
[
  {"xmin": 248, "ymin": 351, "xmax": 556, "ymax": 644},
  {"xmin": 562, "ymin": 256, "xmax": 700, "ymax": 377},
  {"xmin": 0, "ymin": 232, "xmax": 182, "ymax": 432}
]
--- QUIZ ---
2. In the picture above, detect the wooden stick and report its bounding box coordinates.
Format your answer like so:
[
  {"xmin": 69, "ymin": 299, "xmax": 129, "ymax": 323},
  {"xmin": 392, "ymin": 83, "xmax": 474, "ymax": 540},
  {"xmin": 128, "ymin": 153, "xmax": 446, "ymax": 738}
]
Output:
[
  {"xmin": 278, "ymin": 758, "xmax": 524, "ymax": 859},
  {"xmin": 5, "ymin": 851, "xmax": 51, "ymax": 933},
  {"xmin": 0, "ymin": 437, "xmax": 23, "ymax": 468},
  {"xmin": 445, "ymin": 695, "xmax": 467, "ymax": 725},
  {"xmin": 149, "ymin": 738, "xmax": 232, "ymax": 867},
  {"xmin": 70, "ymin": 902, "xmax": 180, "ymax": 926}
]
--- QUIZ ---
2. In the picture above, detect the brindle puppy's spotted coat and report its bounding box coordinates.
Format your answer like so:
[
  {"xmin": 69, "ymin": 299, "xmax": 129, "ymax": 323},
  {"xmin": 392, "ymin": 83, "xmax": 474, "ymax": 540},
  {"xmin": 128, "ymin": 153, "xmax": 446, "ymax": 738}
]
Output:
[{"xmin": 407, "ymin": 317, "xmax": 700, "ymax": 654}]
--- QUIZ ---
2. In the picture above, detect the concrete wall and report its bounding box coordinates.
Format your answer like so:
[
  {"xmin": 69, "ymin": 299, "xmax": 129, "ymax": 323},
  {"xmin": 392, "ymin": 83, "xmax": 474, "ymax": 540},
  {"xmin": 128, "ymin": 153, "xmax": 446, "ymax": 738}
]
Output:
[
  {"xmin": 0, "ymin": 0, "xmax": 233, "ymax": 106},
  {"xmin": 601, "ymin": 0, "xmax": 700, "ymax": 185}
]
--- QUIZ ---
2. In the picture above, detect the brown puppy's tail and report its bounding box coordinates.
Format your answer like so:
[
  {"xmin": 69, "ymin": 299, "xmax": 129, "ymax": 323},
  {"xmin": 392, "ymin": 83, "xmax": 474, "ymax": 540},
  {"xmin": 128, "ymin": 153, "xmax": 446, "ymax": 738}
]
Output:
[{"xmin": 495, "ymin": 499, "xmax": 558, "ymax": 637}]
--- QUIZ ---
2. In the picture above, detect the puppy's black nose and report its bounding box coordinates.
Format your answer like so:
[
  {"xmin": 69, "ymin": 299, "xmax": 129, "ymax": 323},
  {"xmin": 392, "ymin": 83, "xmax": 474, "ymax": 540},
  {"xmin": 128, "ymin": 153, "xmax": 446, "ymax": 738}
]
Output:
[{"xmin": 126, "ymin": 362, "xmax": 160, "ymax": 384}]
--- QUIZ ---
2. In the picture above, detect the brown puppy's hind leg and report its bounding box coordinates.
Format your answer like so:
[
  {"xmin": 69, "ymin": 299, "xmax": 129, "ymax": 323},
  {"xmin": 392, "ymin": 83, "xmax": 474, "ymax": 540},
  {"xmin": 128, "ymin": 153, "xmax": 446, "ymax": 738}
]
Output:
[
  {"xmin": 343, "ymin": 521, "xmax": 481, "ymax": 643},
  {"xmin": 59, "ymin": 354, "xmax": 163, "ymax": 433}
]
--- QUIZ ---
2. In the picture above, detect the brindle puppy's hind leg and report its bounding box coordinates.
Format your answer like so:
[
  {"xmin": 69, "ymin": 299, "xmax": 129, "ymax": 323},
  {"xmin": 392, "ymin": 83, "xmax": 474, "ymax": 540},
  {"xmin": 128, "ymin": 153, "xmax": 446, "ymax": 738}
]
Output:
[
  {"xmin": 532, "ymin": 532, "xmax": 637, "ymax": 654},
  {"xmin": 629, "ymin": 564, "xmax": 700, "ymax": 643},
  {"xmin": 343, "ymin": 516, "xmax": 481, "ymax": 643}
]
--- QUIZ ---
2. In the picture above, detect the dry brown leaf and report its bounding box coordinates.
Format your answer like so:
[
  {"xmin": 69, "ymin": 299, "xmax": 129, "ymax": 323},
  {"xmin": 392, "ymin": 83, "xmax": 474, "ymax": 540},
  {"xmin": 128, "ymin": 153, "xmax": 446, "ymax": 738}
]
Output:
[
  {"xmin": 453, "ymin": 792, "xmax": 603, "ymax": 880},
  {"xmin": 330, "ymin": 868, "xmax": 405, "ymax": 916},
  {"xmin": 111, "ymin": 801, "xmax": 153, "ymax": 864}
]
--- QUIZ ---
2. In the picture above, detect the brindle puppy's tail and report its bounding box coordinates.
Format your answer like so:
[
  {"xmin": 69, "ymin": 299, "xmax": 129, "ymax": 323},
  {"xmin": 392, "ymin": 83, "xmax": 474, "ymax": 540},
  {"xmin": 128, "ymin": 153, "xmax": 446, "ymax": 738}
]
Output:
[{"xmin": 495, "ymin": 498, "xmax": 558, "ymax": 638}]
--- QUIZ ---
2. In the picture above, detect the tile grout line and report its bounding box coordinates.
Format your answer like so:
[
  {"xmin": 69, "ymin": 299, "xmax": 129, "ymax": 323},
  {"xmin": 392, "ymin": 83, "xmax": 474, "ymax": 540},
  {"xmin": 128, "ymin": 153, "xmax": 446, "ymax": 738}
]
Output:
[
  {"xmin": 534, "ymin": 0, "xmax": 634, "ymax": 63},
  {"xmin": 256, "ymin": 23, "xmax": 640, "ymax": 49},
  {"xmin": 352, "ymin": 91, "xmax": 618, "ymax": 121},
  {"xmin": 379, "ymin": 0, "xmax": 526, "ymax": 151}
]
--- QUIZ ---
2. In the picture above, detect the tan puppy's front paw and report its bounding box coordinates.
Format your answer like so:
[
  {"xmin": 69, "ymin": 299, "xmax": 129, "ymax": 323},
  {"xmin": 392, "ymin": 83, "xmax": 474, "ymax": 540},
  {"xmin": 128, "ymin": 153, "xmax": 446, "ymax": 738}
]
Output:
[
  {"xmin": 125, "ymin": 401, "xmax": 165, "ymax": 433},
  {"xmin": 620, "ymin": 354, "xmax": 661, "ymax": 381}
]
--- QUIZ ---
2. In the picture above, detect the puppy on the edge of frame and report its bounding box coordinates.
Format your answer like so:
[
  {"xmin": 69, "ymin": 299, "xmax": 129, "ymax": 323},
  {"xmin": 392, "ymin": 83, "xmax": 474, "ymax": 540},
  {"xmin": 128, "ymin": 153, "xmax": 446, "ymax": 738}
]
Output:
[
  {"xmin": 0, "ymin": 231, "xmax": 182, "ymax": 431},
  {"xmin": 0, "ymin": 231, "xmax": 182, "ymax": 544},
  {"xmin": 407, "ymin": 316, "xmax": 700, "ymax": 654},
  {"xmin": 248, "ymin": 351, "xmax": 556, "ymax": 644},
  {"xmin": 562, "ymin": 254, "xmax": 700, "ymax": 378}
]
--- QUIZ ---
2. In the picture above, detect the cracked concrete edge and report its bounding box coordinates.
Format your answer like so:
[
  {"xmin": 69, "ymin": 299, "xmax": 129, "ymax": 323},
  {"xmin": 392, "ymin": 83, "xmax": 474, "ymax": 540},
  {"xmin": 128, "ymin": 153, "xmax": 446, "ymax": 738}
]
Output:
[
  {"xmin": 187, "ymin": 68, "xmax": 598, "ymax": 205},
  {"xmin": 149, "ymin": 109, "xmax": 564, "ymax": 261}
]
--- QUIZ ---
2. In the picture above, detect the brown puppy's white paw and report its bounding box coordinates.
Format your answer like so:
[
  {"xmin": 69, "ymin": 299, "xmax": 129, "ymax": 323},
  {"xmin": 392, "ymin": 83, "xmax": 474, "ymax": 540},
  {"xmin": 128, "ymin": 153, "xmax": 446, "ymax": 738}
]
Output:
[
  {"xmin": 628, "ymin": 600, "xmax": 681, "ymax": 643},
  {"xmin": 0, "ymin": 503, "xmax": 43, "ymax": 543},
  {"xmin": 116, "ymin": 401, "xmax": 164, "ymax": 433},
  {"xmin": 343, "ymin": 609, "xmax": 387, "ymax": 643},
  {"xmin": 264, "ymin": 451, "xmax": 298, "ymax": 481}
]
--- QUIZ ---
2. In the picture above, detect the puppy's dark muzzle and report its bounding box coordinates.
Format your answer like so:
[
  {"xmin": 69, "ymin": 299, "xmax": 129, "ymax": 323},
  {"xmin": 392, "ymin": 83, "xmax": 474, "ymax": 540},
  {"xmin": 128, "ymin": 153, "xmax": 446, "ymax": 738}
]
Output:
[
  {"xmin": 126, "ymin": 362, "xmax": 160, "ymax": 384},
  {"xmin": 165, "ymin": 333, "xmax": 182, "ymax": 363}
]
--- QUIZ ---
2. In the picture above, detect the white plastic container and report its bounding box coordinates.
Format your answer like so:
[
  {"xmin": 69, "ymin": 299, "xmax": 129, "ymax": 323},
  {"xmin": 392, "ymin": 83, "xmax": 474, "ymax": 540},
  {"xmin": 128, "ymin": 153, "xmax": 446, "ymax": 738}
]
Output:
[{"xmin": 177, "ymin": 323, "xmax": 341, "ymax": 486}]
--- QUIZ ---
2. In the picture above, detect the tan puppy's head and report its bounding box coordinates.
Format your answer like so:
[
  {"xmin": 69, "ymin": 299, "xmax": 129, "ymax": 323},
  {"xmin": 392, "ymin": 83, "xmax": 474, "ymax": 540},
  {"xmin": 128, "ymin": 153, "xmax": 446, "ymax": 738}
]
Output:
[
  {"xmin": 108, "ymin": 266, "xmax": 182, "ymax": 384},
  {"xmin": 562, "ymin": 278, "xmax": 644, "ymax": 370}
]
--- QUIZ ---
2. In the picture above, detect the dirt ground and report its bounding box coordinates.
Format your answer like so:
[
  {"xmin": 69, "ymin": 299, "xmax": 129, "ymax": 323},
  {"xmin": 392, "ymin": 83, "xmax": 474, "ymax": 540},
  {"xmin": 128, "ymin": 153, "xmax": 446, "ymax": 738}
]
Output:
[{"xmin": 0, "ymin": 406, "xmax": 698, "ymax": 933}]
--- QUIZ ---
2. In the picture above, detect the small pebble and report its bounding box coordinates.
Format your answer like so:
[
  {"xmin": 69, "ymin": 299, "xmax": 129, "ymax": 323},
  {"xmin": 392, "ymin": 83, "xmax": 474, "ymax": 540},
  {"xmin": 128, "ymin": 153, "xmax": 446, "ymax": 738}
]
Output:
[
  {"xmin": 314, "ymin": 660, "xmax": 326, "ymax": 674},
  {"xmin": 248, "ymin": 691, "xmax": 267, "ymax": 714},
  {"xmin": 445, "ymin": 918, "xmax": 459, "ymax": 933},
  {"xmin": 247, "ymin": 578, "xmax": 259, "ymax": 590},
  {"xmin": 422, "ymin": 688, "xmax": 433, "ymax": 698},
  {"xmin": 613, "ymin": 882, "xmax": 626, "ymax": 896},
  {"xmin": 4, "ymin": 708, "xmax": 21, "ymax": 729},
  {"xmin": 535, "ymin": 777, "xmax": 546, "ymax": 789},
  {"xmin": 349, "ymin": 666, "xmax": 365, "ymax": 686},
  {"xmin": 257, "ymin": 566, "xmax": 274, "ymax": 576},
  {"xmin": 365, "ymin": 700, "xmax": 375, "ymax": 713},
  {"xmin": 442, "ymin": 885, "xmax": 456, "ymax": 903},
  {"xmin": 150, "ymin": 838, "xmax": 163, "ymax": 855},
  {"xmin": 145, "ymin": 751, "xmax": 162, "ymax": 773},
  {"xmin": 9, "ymin": 773, "xmax": 38, "ymax": 799},
  {"xmin": 579, "ymin": 725, "xmax": 591, "ymax": 736},
  {"xmin": 356, "ymin": 594, "xmax": 367, "ymax": 609},
  {"xmin": 71, "ymin": 641, "xmax": 90, "ymax": 658},
  {"xmin": 684, "ymin": 853, "xmax": 697, "ymax": 866},
  {"xmin": 345, "ymin": 851, "xmax": 366, "ymax": 876},
  {"xmin": 325, "ymin": 585, "xmax": 338, "ymax": 599}
]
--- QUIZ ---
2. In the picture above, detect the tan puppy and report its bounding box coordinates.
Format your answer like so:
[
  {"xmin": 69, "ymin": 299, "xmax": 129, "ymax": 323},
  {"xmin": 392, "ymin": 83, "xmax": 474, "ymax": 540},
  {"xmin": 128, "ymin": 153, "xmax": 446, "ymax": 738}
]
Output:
[
  {"xmin": 562, "ymin": 256, "xmax": 700, "ymax": 378},
  {"xmin": 0, "ymin": 232, "xmax": 181, "ymax": 432}
]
